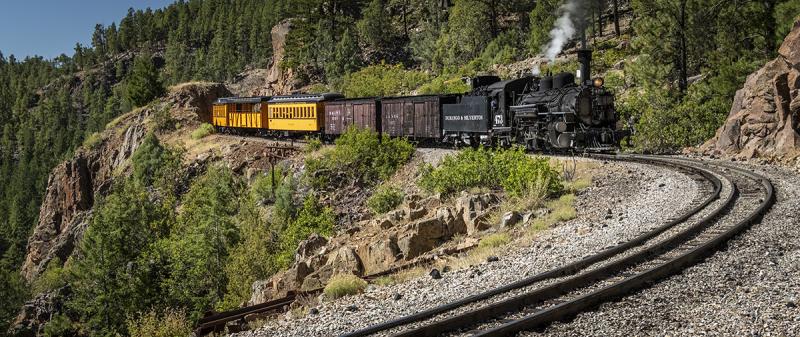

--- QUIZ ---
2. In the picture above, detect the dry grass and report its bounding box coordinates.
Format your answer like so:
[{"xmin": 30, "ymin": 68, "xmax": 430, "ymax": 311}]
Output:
[
  {"xmin": 478, "ymin": 233, "xmax": 511, "ymax": 249},
  {"xmin": 323, "ymin": 274, "xmax": 368, "ymax": 300},
  {"xmin": 371, "ymin": 276, "xmax": 395, "ymax": 287},
  {"xmin": 527, "ymin": 193, "xmax": 578, "ymax": 235}
]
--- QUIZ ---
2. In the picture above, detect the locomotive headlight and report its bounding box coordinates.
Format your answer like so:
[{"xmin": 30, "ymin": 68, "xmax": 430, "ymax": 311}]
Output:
[{"xmin": 593, "ymin": 77, "xmax": 605, "ymax": 88}]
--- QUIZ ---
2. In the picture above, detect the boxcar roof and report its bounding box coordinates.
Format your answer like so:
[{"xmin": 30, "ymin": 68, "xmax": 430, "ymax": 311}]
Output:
[
  {"xmin": 215, "ymin": 96, "xmax": 270, "ymax": 104},
  {"xmin": 381, "ymin": 94, "xmax": 458, "ymax": 101},
  {"xmin": 328, "ymin": 97, "xmax": 380, "ymax": 103},
  {"xmin": 268, "ymin": 93, "xmax": 344, "ymax": 103}
]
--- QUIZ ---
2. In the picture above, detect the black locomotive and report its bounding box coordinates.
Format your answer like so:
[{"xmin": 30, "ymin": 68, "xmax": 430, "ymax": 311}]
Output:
[{"xmin": 441, "ymin": 48, "xmax": 625, "ymax": 151}]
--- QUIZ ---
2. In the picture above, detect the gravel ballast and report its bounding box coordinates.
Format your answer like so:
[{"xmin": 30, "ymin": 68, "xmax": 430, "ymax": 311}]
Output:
[
  {"xmin": 232, "ymin": 158, "xmax": 700, "ymax": 337},
  {"xmin": 522, "ymin": 159, "xmax": 800, "ymax": 337}
]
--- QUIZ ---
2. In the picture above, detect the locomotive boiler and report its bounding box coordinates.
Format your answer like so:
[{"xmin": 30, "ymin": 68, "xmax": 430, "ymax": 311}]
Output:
[{"xmin": 511, "ymin": 48, "xmax": 623, "ymax": 151}]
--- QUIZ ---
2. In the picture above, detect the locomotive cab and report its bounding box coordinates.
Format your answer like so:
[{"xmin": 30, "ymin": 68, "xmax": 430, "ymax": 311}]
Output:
[{"xmin": 442, "ymin": 76, "xmax": 533, "ymax": 147}]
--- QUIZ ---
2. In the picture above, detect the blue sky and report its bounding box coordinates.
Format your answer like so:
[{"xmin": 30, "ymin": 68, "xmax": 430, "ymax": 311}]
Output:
[{"xmin": 0, "ymin": 0, "xmax": 174, "ymax": 59}]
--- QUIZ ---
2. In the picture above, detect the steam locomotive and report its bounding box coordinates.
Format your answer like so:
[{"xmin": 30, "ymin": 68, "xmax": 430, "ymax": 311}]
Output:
[
  {"xmin": 441, "ymin": 48, "xmax": 624, "ymax": 151},
  {"xmin": 212, "ymin": 48, "xmax": 626, "ymax": 152}
]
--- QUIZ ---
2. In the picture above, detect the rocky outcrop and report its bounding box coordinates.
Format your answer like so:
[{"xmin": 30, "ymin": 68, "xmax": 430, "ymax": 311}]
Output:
[
  {"xmin": 702, "ymin": 20, "xmax": 800, "ymax": 160},
  {"xmin": 10, "ymin": 287, "xmax": 71, "ymax": 337},
  {"xmin": 248, "ymin": 192, "xmax": 501, "ymax": 305},
  {"xmin": 227, "ymin": 19, "xmax": 299, "ymax": 96},
  {"xmin": 20, "ymin": 82, "xmax": 230, "ymax": 282}
]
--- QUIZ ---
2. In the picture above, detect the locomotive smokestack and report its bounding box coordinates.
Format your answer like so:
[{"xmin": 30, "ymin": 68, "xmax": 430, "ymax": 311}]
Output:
[{"xmin": 577, "ymin": 31, "xmax": 592, "ymax": 86}]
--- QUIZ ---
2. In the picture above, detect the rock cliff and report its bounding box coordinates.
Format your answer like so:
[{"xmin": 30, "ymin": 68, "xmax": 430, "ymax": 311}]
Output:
[
  {"xmin": 227, "ymin": 19, "xmax": 300, "ymax": 96},
  {"xmin": 702, "ymin": 20, "xmax": 800, "ymax": 161},
  {"xmin": 20, "ymin": 82, "xmax": 231, "ymax": 282}
]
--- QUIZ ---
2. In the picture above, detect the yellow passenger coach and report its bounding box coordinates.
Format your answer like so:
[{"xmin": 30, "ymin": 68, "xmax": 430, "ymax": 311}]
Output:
[
  {"xmin": 267, "ymin": 93, "xmax": 344, "ymax": 132},
  {"xmin": 212, "ymin": 96, "xmax": 270, "ymax": 132}
]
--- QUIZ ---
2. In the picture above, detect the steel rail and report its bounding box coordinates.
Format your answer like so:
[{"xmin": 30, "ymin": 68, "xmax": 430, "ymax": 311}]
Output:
[
  {"xmin": 469, "ymin": 156, "xmax": 774, "ymax": 337},
  {"xmin": 341, "ymin": 155, "xmax": 725, "ymax": 337}
]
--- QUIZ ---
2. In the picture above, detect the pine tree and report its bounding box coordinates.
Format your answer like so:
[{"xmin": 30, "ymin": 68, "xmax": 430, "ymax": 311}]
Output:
[{"xmin": 125, "ymin": 55, "xmax": 164, "ymax": 107}]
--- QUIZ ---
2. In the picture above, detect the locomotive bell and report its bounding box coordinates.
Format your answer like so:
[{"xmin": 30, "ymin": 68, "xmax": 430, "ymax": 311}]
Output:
[{"xmin": 593, "ymin": 77, "xmax": 605, "ymax": 88}]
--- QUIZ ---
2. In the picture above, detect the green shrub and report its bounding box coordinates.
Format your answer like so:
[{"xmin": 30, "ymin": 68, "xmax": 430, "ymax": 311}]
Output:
[
  {"xmin": 191, "ymin": 123, "xmax": 215, "ymax": 140},
  {"xmin": 304, "ymin": 136, "xmax": 323, "ymax": 152},
  {"xmin": 275, "ymin": 194, "xmax": 335, "ymax": 268},
  {"xmin": 152, "ymin": 105, "xmax": 175, "ymax": 131},
  {"xmin": 340, "ymin": 63, "xmax": 430, "ymax": 97},
  {"xmin": 127, "ymin": 308, "xmax": 192, "ymax": 337},
  {"xmin": 417, "ymin": 75, "xmax": 470, "ymax": 95},
  {"xmin": 478, "ymin": 233, "xmax": 511, "ymax": 249},
  {"xmin": 323, "ymin": 274, "xmax": 367, "ymax": 299},
  {"xmin": 43, "ymin": 314, "xmax": 78, "ymax": 337},
  {"xmin": 32, "ymin": 257, "xmax": 70, "ymax": 295},
  {"xmin": 82, "ymin": 132, "xmax": 103, "ymax": 149},
  {"xmin": 420, "ymin": 147, "xmax": 561, "ymax": 198},
  {"xmin": 367, "ymin": 186, "xmax": 405, "ymax": 214},
  {"xmin": 305, "ymin": 127, "xmax": 414, "ymax": 189},
  {"xmin": 250, "ymin": 166, "xmax": 288, "ymax": 204}
]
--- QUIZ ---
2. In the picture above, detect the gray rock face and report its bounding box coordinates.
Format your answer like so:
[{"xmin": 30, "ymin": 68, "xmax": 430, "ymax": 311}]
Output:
[{"xmin": 703, "ymin": 20, "xmax": 800, "ymax": 160}]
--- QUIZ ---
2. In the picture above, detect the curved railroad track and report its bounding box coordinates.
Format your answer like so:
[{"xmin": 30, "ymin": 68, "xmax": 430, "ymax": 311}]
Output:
[{"xmin": 336, "ymin": 155, "xmax": 775, "ymax": 337}]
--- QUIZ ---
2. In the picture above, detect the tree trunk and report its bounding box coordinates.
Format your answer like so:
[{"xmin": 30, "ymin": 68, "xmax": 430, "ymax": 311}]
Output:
[
  {"xmin": 764, "ymin": 0, "xmax": 777, "ymax": 56},
  {"xmin": 678, "ymin": 0, "xmax": 688, "ymax": 94},
  {"xmin": 612, "ymin": 0, "xmax": 620, "ymax": 37},
  {"xmin": 598, "ymin": 0, "xmax": 605, "ymax": 37}
]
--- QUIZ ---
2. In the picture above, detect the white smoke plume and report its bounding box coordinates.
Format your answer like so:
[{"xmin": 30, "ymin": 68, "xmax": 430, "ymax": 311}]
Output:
[
  {"xmin": 532, "ymin": 64, "xmax": 541, "ymax": 76},
  {"xmin": 542, "ymin": 0, "xmax": 586, "ymax": 62}
]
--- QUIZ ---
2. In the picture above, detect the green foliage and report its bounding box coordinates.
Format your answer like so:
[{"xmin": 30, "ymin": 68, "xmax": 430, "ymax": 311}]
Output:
[
  {"xmin": 417, "ymin": 75, "xmax": 471, "ymax": 95},
  {"xmin": 273, "ymin": 174, "xmax": 298, "ymax": 223},
  {"xmin": 274, "ymin": 194, "xmax": 335, "ymax": 268},
  {"xmin": 162, "ymin": 166, "xmax": 241, "ymax": 320},
  {"xmin": 126, "ymin": 55, "xmax": 164, "ymax": 108},
  {"xmin": 528, "ymin": 0, "xmax": 561, "ymax": 53},
  {"xmin": 191, "ymin": 123, "xmax": 215, "ymax": 140},
  {"xmin": 68, "ymin": 179, "xmax": 174, "ymax": 336},
  {"xmin": 152, "ymin": 105, "xmax": 175, "ymax": 131},
  {"xmin": 620, "ymin": 55, "xmax": 762, "ymax": 152},
  {"xmin": 775, "ymin": 2, "xmax": 800, "ymax": 48},
  {"xmin": 0, "ymin": 268, "xmax": 29, "ymax": 333},
  {"xmin": 305, "ymin": 127, "xmax": 414, "ymax": 189},
  {"xmin": 82, "ymin": 132, "xmax": 103, "ymax": 149},
  {"xmin": 126, "ymin": 308, "xmax": 192, "ymax": 337},
  {"xmin": 43, "ymin": 314, "xmax": 78, "ymax": 337},
  {"xmin": 419, "ymin": 147, "xmax": 562, "ymax": 198},
  {"xmin": 367, "ymin": 186, "xmax": 405, "ymax": 214},
  {"xmin": 323, "ymin": 274, "xmax": 367, "ymax": 299},
  {"xmin": 478, "ymin": 233, "xmax": 511, "ymax": 248},
  {"xmin": 340, "ymin": 63, "xmax": 430, "ymax": 97},
  {"xmin": 304, "ymin": 136, "xmax": 323, "ymax": 152},
  {"xmin": 31, "ymin": 257, "xmax": 70, "ymax": 295},
  {"xmin": 131, "ymin": 132, "xmax": 182, "ymax": 188}
]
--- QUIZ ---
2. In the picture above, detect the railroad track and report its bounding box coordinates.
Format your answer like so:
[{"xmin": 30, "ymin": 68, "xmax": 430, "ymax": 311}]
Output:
[{"xmin": 337, "ymin": 155, "xmax": 775, "ymax": 337}]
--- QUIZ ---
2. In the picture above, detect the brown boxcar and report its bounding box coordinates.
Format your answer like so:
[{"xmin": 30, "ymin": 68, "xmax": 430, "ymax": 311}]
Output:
[
  {"xmin": 381, "ymin": 95, "xmax": 458, "ymax": 139},
  {"xmin": 323, "ymin": 98, "xmax": 381, "ymax": 135}
]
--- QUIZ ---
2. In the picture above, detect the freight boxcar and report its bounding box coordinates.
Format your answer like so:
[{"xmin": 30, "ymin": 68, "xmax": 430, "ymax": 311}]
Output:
[
  {"xmin": 323, "ymin": 98, "xmax": 381, "ymax": 136},
  {"xmin": 212, "ymin": 96, "xmax": 270, "ymax": 132},
  {"xmin": 267, "ymin": 93, "xmax": 344, "ymax": 133},
  {"xmin": 381, "ymin": 95, "xmax": 458, "ymax": 139}
]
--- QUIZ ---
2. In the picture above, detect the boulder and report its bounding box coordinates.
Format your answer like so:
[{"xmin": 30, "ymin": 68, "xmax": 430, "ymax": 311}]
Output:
[
  {"xmin": 397, "ymin": 217, "xmax": 448, "ymax": 260},
  {"xmin": 702, "ymin": 19, "xmax": 800, "ymax": 161},
  {"xmin": 325, "ymin": 246, "xmax": 364, "ymax": 276},
  {"xmin": 501, "ymin": 211, "xmax": 522, "ymax": 228},
  {"xmin": 356, "ymin": 235, "xmax": 401, "ymax": 274},
  {"xmin": 296, "ymin": 234, "xmax": 328, "ymax": 261},
  {"xmin": 456, "ymin": 193, "xmax": 500, "ymax": 235}
]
